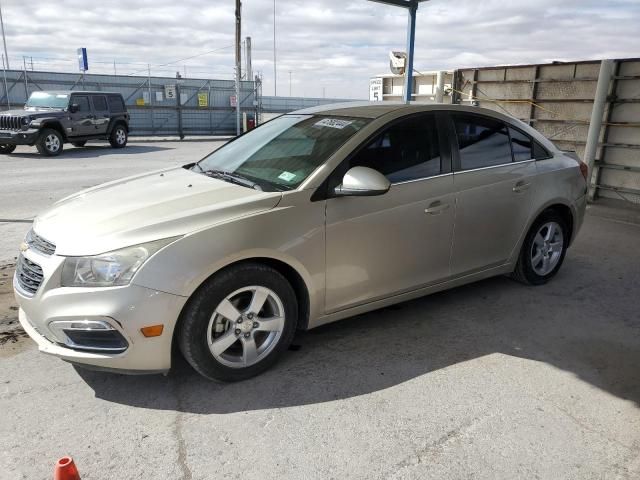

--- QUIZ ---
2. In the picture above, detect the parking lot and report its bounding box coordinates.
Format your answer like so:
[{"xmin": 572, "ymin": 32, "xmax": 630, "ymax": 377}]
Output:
[{"xmin": 1, "ymin": 141, "xmax": 639, "ymax": 479}]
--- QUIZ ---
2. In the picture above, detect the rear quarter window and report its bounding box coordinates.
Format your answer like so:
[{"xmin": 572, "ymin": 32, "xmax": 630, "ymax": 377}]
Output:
[{"xmin": 108, "ymin": 96, "xmax": 125, "ymax": 113}]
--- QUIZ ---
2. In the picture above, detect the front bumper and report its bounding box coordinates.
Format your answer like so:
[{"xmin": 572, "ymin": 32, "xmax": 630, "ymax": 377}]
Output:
[
  {"xmin": 14, "ymin": 249, "xmax": 188, "ymax": 374},
  {"xmin": 0, "ymin": 128, "xmax": 39, "ymax": 145}
]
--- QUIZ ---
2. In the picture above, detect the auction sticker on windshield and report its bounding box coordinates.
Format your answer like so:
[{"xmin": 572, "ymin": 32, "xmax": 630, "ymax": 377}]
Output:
[{"xmin": 314, "ymin": 118, "xmax": 353, "ymax": 129}]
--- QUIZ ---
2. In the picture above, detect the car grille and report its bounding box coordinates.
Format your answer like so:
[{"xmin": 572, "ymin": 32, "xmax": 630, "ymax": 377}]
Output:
[
  {"xmin": 28, "ymin": 229, "xmax": 56, "ymax": 256},
  {"xmin": 16, "ymin": 255, "xmax": 44, "ymax": 296},
  {"xmin": 0, "ymin": 115, "xmax": 22, "ymax": 131}
]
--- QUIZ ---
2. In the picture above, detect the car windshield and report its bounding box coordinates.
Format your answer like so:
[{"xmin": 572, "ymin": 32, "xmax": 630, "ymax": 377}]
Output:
[
  {"xmin": 25, "ymin": 92, "xmax": 69, "ymax": 109},
  {"xmin": 195, "ymin": 114, "xmax": 370, "ymax": 191}
]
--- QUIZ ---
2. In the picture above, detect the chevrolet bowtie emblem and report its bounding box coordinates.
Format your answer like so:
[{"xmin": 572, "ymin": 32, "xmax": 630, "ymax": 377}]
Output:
[{"xmin": 19, "ymin": 242, "xmax": 29, "ymax": 252}]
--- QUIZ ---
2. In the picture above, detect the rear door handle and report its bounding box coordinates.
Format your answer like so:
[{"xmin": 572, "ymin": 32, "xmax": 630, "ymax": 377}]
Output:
[
  {"xmin": 424, "ymin": 201, "xmax": 450, "ymax": 215},
  {"xmin": 513, "ymin": 181, "xmax": 531, "ymax": 193}
]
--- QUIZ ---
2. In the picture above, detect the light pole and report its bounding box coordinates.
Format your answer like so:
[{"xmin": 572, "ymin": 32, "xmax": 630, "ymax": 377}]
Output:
[
  {"xmin": 0, "ymin": 0, "xmax": 9, "ymax": 70},
  {"xmin": 368, "ymin": 0, "xmax": 429, "ymax": 103},
  {"xmin": 273, "ymin": 0, "xmax": 277, "ymax": 96}
]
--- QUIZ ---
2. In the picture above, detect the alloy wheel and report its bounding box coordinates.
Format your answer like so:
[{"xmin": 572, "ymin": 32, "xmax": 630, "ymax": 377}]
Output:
[
  {"xmin": 207, "ymin": 286, "xmax": 285, "ymax": 368},
  {"xmin": 45, "ymin": 134, "xmax": 60, "ymax": 153},
  {"xmin": 530, "ymin": 221, "xmax": 564, "ymax": 276}
]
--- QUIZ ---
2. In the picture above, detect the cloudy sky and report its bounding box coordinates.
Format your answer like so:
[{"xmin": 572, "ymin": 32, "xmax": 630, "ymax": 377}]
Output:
[{"xmin": 1, "ymin": 0, "xmax": 639, "ymax": 98}]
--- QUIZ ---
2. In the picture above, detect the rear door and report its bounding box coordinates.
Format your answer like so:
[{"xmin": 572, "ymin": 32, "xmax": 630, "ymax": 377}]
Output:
[
  {"xmin": 90, "ymin": 95, "xmax": 110, "ymax": 135},
  {"xmin": 68, "ymin": 95, "xmax": 93, "ymax": 136},
  {"xmin": 448, "ymin": 112, "xmax": 537, "ymax": 277}
]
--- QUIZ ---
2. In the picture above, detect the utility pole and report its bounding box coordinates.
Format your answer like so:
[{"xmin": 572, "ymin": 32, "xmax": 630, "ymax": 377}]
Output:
[
  {"xmin": 235, "ymin": 0, "xmax": 242, "ymax": 135},
  {"xmin": 245, "ymin": 36, "xmax": 252, "ymax": 81},
  {"xmin": 273, "ymin": 0, "xmax": 277, "ymax": 96},
  {"xmin": 0, "ymin": 1, "xmax": 9, "ymax": 70}
]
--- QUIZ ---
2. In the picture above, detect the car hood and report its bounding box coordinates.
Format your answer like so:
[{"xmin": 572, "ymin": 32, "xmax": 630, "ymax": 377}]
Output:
[
  {"xmin": 1, "ymin": 108, "xmax": 64, "ymax": 117},
  {"xmin": 33, "ymin": 167, "xmax": 283, "ymax": 256}
]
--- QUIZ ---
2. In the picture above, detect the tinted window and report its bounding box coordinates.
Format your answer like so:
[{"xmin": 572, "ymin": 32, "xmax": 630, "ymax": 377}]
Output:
[
  {"xmin": 509, "ymin": 127, "xmax": 533, "ymax": 161},
  {"xmin": 350, "ymin": 113, "xmax": 441, "ymax": 183},
  {"xmin": 91, "ymin": 96, "xmax": 107, "ymax": 111},
  {"xmin": 72, "ymin": 96, "xmax": 90, "ymax": 112},
  {"xmin": 108, "ymin": 95, "xmax": 125, "ymax": 113},
  {"xmin": 533, "ymin": 141, "xmax": 550, "ymax": 160},
  {"xmin": 453, "ymin": 114, "xmax": 512, "ymax": 170}
]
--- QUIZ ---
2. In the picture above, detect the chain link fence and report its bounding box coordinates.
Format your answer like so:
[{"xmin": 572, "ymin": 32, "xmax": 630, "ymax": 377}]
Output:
[{"xmin": 0, "ymin": 69, "xmax": 257, "ymax": 136}]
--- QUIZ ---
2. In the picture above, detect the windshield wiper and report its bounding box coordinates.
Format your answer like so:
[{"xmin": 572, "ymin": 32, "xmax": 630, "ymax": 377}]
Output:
[{"xmin": 201, "ymin": 169, "xmax": 262, "ymax": 190}]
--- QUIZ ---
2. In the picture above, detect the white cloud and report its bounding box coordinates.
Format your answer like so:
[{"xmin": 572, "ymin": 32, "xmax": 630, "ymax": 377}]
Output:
[{"xmin": 0, "ymin": 0, "xmax": 638, "ymax": 99}]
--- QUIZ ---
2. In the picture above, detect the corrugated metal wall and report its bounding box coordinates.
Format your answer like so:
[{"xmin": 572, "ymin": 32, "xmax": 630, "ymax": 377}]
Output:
[
  {"xmin": 0, "ymin": 70, "xmax": 256, "ymax": 136},
  {"xmin": 452, "ymin": 58, "xmax": 640, "ymax": 203}
]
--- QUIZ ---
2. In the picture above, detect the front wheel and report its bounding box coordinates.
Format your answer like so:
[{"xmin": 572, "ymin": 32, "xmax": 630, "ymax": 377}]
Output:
[
  {"xmin": 178, "ymin": 263, "xmax": 298, "ymax": 382},
  {"xmin": 0, "ymin": 143, "xmax": 16, "ymax": 154},
  {"xmin": 109, "ymin": 125, "xmax": 128, "ymax": 148},
  {"xmin": 512, "ymin": 210, "xmax": 568, "ymax": 285},
  {"xmin": 35, "ymin": 129, "xmax": 64, "ymax": 156}
]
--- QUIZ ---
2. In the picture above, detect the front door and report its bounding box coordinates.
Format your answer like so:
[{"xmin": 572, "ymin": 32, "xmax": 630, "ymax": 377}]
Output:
[
  {"xmin": 68, "ymin": 95, "xmax": 93, "ymax": 136},
  {"xmin": 325, "ymin": 112, "xmax": 455, "ymax": 313},
  {"xmin": 90, "ymin": 95, "xmax": 110, "ymax": 135},
  {"xmin": 448, "ymin": 112, "xmax": 537, "ymax": 276}
]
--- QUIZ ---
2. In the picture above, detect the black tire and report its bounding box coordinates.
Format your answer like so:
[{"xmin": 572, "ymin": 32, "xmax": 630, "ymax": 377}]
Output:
[
  {"xmin": 178, "ymin": 262, "xmax": 298, "ymax": 382},
  {"xmin": 71, "ymin": 141, "xmax": 87, "ymax": 147},
  {"xmin": 35, "ymin": 128, "xmax": 64, "ymax": 157},
  {"xmin": 109, "ymin": 124, "xmax": 128, "ymax": 148},
  {"xmin": 512, "ymin": 210, "xmax": 569, "ymax": 285},
  {"xmin": 0, "ymin": 143, "xmax": 16, "ymax": 154}
]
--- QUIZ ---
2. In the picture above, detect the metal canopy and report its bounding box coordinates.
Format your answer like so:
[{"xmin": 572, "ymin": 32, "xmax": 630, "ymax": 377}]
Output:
[{"xmin": 368, "ymin": 0, "xmax": 430, "ymax": 103}]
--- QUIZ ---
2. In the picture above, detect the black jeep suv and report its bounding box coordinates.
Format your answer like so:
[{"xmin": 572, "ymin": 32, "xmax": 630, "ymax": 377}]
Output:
[{"xmin": 0, "ymin": 91, "xmax": 129, "ymax": 156}]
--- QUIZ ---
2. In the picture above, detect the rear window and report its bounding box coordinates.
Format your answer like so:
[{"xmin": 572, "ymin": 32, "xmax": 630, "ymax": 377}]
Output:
[{"xmin": 108, "ymin": 96, "xmax": 125, "ymax": 113}]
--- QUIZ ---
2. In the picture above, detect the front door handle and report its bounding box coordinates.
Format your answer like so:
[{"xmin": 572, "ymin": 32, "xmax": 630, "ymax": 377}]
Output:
[
  {"xmin": 424, "ymin": 201, "xmax": 450, "ymax": 215},
  {"xmin": 513, "ymin": 181, "xmax": 531, "ymax": 193}
]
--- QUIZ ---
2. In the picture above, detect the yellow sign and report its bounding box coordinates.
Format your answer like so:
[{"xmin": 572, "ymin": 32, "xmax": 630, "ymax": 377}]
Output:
[
  {"xmin": 197, "ymin": 92, "xmax": 208, "ymax": 107},
  {"xmin": 136, "ymin": 98, "xmax": 145, "ymax": 106}
]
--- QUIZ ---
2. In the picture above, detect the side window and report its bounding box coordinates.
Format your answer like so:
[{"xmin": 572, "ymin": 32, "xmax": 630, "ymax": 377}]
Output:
[
  {"xmin": 453, "ymin": 114, "xmax": 512, "ymax": 170},
  {"xmin": 533, "ymin": 140, "xmax": 551, "ymax": 160},
  {"xmin": 72, "ymin": 96, "xmax": 90, "ymax": 112},
  {"xmin": 91, "ymin": 96, "xmax": 108, "ymax": 111},
  {"xmin": 509, "ymin": 127, "xmax": 533, "ymax": 161},
  {"xmin": 350, "ymin": 113, "xmax": 441, "ymax": 183},
  {"xmin": 108, "ymin": 96, "xmax": 125, "ymax": 113}
]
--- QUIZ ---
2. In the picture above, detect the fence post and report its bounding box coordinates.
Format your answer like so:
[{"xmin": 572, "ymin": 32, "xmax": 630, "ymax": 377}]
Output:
[
  {"xmin": 584, "ymin": 59, "xmax": 615, "ymax": 201},
  {"xmin": 176, "ymin": 83, "xmax": 184, "ymax": 139}
]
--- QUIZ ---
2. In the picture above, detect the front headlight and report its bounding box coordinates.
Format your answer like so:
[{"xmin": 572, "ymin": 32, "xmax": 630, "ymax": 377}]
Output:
[{"xmin": 61, "ymin": 238, "xmax": 178, "ymax": 287}]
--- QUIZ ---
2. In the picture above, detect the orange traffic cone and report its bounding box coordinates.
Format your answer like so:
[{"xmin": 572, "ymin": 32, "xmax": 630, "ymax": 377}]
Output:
[{"xmin": 53, "ymin": 456, "xmax": 81, "ymax": 480}]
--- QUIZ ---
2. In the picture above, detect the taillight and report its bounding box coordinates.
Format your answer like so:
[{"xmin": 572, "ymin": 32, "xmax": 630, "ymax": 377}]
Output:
[{"xmin": 578, "ymin": 161, "xmax": 589, "ymax": 181}]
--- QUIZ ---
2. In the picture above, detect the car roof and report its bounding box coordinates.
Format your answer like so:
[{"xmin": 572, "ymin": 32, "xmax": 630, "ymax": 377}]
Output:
[
  {"xmin": 36, "ymin": 90, "xmax": 122, "ymax": 96},
  {"xmin": 290, "ymin": 102, "xmax": 519, "ymax": 121}
]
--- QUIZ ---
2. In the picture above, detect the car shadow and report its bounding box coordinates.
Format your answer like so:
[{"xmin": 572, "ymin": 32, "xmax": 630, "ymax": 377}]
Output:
[
  {"xmin": 8, "ymin": 144, "xmax": 174, "ymax": 159},
  {"xmin": 76, "ymin": 246, "xmax": 640, "ymax": 413}
]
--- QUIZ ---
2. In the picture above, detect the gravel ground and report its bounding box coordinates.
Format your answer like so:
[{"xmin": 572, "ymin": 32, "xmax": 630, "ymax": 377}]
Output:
[{"xmin": 0, "ymin": 141, "xmax": 639, "ymax": 479}]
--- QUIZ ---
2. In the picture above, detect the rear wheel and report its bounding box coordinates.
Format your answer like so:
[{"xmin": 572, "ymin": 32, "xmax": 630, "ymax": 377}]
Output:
[
  {"xmin": 512, "ymin": 210, "xmax": 568, "ymax": 285},
  {"xmin": 178, "ymin": 263, "xmax": 298, "ymax": 382},
  {"xmin": 109, "ymin": 125, "xmax": 127, "ymax": 148},
  {"xmin": 71, "ymin": 141, "xmax": 86, "ymax": 147},
  {"xmin": 36, "ymin": 129, "xmax": 64, "ymax": 156},
  {"xmin": 0, "ymin": 144, "xmax": 16, "ymax": 154}
]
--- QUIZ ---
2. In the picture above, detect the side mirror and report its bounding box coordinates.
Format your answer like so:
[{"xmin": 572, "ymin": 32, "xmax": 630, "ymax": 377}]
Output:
[
  {"xmin": 69, "ymin": 104, "xmax": 79, "ymax": 113},
  {"xmin": 334, "ymin": 166, "xmax": 391, "ymax": 197}
]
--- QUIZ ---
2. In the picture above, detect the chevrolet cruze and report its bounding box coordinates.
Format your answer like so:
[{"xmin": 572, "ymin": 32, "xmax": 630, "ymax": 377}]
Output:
[{"xmin": 14, "ymin": 103, "xmax": 588, "ymax": 381}]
